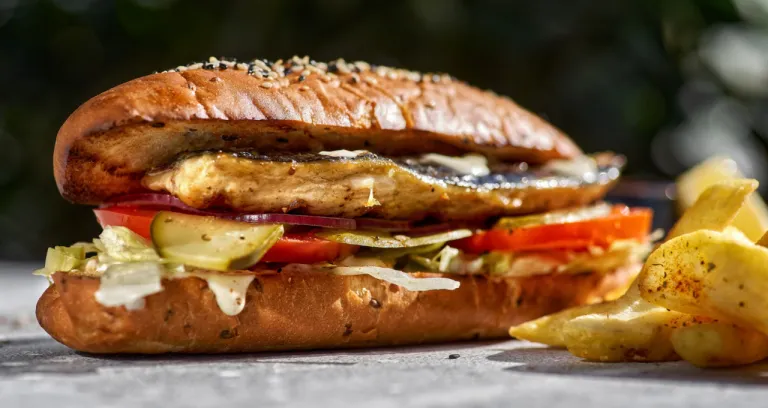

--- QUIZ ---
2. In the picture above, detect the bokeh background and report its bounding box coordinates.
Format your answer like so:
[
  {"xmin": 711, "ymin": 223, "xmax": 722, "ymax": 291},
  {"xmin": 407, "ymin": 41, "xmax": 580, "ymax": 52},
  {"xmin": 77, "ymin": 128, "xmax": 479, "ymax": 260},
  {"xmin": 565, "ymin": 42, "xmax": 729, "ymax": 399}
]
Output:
[{"xmin": 1, "ymin": 0, "xmax": 766, "ymax": 260}]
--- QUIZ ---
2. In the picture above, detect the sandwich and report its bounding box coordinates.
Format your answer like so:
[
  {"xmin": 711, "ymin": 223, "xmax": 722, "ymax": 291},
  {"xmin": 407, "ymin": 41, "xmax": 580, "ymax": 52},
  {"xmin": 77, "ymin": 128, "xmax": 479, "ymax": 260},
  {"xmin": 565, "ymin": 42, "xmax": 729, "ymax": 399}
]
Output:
[{"xmin": 35, "ymin": 56, "xmax": 653, "ymax": 353}]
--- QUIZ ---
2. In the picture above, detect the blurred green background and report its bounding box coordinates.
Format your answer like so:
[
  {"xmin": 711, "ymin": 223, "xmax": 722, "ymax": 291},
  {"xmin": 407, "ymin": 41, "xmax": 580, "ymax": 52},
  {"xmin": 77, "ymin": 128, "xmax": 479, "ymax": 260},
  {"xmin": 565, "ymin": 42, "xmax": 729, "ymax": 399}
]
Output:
[{"xmin": 1, "ymin": 0, "xmax": 766, "ymax": 260}]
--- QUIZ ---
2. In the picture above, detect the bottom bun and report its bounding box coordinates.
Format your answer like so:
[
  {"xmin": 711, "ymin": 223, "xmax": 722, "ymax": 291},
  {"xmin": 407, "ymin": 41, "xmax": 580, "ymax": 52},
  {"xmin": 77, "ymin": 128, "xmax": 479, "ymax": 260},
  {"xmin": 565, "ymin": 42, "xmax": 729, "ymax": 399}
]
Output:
[{"xmin": 37, "ymin": 266, "xmax": 637, "ymax": 354}]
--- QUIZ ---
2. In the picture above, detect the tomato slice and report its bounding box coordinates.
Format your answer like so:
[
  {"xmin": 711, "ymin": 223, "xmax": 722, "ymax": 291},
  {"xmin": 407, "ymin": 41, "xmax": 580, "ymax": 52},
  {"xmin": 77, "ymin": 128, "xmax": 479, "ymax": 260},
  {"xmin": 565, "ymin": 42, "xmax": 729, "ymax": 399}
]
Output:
[
  {"xmin": 93, "ymin": 207, "xmax": 357, "ymax": 264},
  {"xmin": 94, "ymin": 207, "xmax": 157, "ymax": 241},
  {"xmin": 260, "ymin": 234, "xmax": 358, "ymax": 264},
  {"xmin": 453, "ymin": 206, "xmax": 653, "ymax": 254}
]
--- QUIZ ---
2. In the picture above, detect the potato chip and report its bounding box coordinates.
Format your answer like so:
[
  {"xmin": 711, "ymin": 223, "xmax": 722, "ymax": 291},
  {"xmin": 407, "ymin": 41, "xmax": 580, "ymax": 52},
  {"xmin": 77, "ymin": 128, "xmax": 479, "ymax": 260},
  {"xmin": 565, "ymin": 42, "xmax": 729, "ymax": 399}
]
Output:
[
  {"xmin": 667, "ymin": 179, "xmax": 758, "ymax": 239},
  {"xmin": 639, "ymin": 229, "xmax": 768, "ymax": 336},
  {"xmin": 670, "ymin": 321, "xmax": 768, "ymax": 368}
]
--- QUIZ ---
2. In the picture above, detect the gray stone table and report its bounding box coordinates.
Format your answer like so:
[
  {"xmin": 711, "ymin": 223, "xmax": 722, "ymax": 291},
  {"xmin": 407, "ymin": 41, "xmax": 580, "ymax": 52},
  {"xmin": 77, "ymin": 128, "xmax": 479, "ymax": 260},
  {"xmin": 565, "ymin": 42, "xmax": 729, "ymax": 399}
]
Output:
[{"xmin": 2, "ymin": 261, "xmax": 768, "ymax": 408}]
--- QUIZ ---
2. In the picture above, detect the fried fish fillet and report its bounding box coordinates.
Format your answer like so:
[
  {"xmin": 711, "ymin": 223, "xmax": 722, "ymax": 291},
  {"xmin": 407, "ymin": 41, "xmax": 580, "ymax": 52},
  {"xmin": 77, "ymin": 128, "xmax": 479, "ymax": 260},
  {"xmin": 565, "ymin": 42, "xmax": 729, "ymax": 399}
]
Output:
[{"xmin": 143, "ymin": 151, "xmax": 622, "ymax": 221}]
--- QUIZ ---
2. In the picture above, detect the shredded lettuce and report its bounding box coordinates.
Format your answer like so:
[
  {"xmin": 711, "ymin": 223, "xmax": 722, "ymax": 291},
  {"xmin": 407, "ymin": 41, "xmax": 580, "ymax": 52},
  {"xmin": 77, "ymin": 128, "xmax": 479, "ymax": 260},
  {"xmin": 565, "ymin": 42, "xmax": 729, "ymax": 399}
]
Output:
[
  {"xmin": 316, "ymin": 228, "xmax": 472, "ymax": 248},
  {"xmin": 331, "ymin": 266, "xmax": 460, "ymax": 291},
  {"xmin": 364, "ymin": 242, "xmax": 444, "ymax": 260},
  {"xmin": 34, "ymin": 245, "xmax": 88, "ymax": 279},
  {"xmin": 97, "ymin": 226, "xmax": 160, "ymax": 263},
  {"xmin": 409, "ymin": 245, "xmax": 461, "ymax": 273},
  {"xmin": 94, "ymin": 262, "xmax": 164, "ymax": 309},
  {"xmin": 482, "ymin": 252, "xmax": 515, "ymax": 276}
]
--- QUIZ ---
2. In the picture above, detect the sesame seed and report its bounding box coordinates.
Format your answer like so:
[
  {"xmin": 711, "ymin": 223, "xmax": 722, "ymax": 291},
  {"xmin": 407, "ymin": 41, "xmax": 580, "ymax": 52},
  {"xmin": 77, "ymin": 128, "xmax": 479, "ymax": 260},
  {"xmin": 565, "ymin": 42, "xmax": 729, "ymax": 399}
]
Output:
[
  {"xmin": 337, "ymin": 60, "xmax": 351, "ymax": 74},
  {"xmin": 305, "ymin": 65, "xmax": 323, "ymax": 74},
  {"xmin": 261, "ymin": 82, "xmax": 274, "ymax": 89},
  {"xmin": 162, "ymin": 57, "xmax": 433, "ymax": 89},
  {"xmin": 252, "ymin": 60, "xmax": 270, "ymax": 71},
  {"xmin": 299, "ymin": 85, "xmax": 310, "ymax": 91}
]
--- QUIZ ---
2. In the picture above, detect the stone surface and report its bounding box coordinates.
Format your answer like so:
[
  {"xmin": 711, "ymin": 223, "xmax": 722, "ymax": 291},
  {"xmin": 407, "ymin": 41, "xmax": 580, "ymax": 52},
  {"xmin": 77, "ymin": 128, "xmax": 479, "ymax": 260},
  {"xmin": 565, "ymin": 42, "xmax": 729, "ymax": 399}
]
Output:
[{"xmin": 3, "ymin": 262, "xmax": 768, "ymax": 408}]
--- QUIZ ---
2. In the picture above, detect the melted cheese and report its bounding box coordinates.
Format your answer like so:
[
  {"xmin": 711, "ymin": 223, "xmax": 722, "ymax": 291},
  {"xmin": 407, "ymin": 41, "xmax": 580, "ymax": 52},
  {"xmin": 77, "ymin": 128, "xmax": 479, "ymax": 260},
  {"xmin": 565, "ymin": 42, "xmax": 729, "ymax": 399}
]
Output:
[
  {"xmin": 194, "ymin": 273, "xmax": 255, "ymax": 316},
  {"xmin": 420, "ymin": 153, "xmax": 490, "ymax": 177},
  {"xmin": 319, "ymin": 149, "xmax": 369, "ymax": 158}
]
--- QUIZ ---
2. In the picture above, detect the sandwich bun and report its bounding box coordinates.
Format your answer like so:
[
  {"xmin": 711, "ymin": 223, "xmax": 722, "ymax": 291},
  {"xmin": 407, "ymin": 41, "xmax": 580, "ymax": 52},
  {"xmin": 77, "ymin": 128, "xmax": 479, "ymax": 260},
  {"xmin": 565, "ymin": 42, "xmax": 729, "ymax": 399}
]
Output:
[
  {"xmin": 37, "ymin": 265, "xmax": 636, "ymax": 354},
  {"xmin": 54, "ymin": 57, "xmax": 581, "ymax": 205}
]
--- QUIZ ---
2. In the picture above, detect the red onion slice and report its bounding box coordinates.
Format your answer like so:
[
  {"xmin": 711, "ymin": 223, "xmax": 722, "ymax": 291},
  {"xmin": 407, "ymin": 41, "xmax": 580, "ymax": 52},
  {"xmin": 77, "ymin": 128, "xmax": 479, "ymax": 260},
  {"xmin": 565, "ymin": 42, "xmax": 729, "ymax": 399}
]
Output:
[
  {"xmin": 103, "ymin": 193, "xmax": 408, "ymax": 230},
  {"xmin": 232, "ymin": 213, "xmax": 356, "ymax": 229},
  {"xmin": 102, "ymin": 193, "xmax": 191, "ymax": 209},
  {"xmin": 354, "ymin": 218, "xmax": 412, "ymax": 231}
]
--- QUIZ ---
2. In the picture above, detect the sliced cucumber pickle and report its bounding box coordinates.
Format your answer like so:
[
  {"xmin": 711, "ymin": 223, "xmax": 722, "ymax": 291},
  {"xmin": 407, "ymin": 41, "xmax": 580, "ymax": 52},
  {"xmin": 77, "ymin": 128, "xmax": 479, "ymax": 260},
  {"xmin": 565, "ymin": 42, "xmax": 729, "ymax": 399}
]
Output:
[
  {"xmin": 493, "ymin": 203, "xmax": 612, "ymax": 230},
  {"xmin": 151, "ymin": 211, "xmax": 284, "ymax": 271},
  {"xmin": 315, "ymin": 229, "xmax": 472, "ymax": 248}
]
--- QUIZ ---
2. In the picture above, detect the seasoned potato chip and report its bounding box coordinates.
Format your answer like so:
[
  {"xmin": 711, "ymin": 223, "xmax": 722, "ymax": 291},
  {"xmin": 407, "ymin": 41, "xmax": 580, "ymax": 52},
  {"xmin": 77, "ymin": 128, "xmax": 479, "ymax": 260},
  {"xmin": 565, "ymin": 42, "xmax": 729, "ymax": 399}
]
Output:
[
  {"xmin": 677, "ymin": 156, "xmax": 768, "ymax": 240},
  {"xmin": 639, "ymin": 229, "xmax": 768, "ymax": 335},
  {"xmin": 670, "ymin": 321, "xmax": 768, "ymax": 368},
  {"xmin": 559, "ymin": 282, "xmax": 700, "ymax": 362},
  {"xmin": 667, "ymin": 179, "xmax": 758, "ymax": 239},
  {"xmin": 511, "ymin": 280, "xmax": 691, "ymax": 361},
  {"xmin": 508, "ymin": 302, "xmax": 615, "ymax": 347}
]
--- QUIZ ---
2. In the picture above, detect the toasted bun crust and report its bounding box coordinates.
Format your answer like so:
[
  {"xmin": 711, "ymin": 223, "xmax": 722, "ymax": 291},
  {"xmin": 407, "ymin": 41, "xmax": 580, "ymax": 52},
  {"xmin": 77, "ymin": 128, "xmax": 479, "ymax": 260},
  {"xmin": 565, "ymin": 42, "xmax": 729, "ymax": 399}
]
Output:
[
  {"xmin": 54, "ymin": 57, "xmax": 581, "ymax": 205},
  {"xmin": 37, "ymin": 266, "xmax": 635, "ymax": 354}
]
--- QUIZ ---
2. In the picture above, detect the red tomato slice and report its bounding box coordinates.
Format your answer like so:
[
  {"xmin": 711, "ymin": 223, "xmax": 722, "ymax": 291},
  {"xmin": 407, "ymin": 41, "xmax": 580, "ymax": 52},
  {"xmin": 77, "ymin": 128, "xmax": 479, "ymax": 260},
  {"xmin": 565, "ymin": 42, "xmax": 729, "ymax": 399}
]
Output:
[
  {"xmin": 94, "ymin": 207, "xmax": 157, "ymax": 241},
  {"xmin": 93, "ymin": 207, "xmax": 357, "ymax": 264},
  {"xmin": 453, "ymin": 207, "xmax": 653, "ymax": 254},
  {"xmin": 260, "ymin": 234, "xmax": 358, "ymax": 263}
]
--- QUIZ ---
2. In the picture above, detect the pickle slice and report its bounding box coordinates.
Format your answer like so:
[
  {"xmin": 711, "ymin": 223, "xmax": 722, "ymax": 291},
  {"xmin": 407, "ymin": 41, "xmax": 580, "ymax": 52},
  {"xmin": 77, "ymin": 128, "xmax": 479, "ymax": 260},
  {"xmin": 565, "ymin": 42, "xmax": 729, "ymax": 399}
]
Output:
[
  {"xmin": 316, "ymin": 229, "xmax": 472, "ymax": 248},
  {"xmin": 151, "ymin": 211, "xmax": 284, "ymax": 271},
  {"xmin": 493, "ymin": 203, "xmax": 612, "ymax": 230}
]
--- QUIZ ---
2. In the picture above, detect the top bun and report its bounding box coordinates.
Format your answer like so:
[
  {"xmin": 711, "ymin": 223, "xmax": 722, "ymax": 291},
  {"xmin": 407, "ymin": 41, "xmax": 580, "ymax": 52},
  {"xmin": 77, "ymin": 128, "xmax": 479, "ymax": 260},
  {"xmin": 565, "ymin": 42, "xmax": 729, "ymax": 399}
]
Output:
[{"xmin": 54, "ymin": 56, "xmax": 582, "ymax": 204}]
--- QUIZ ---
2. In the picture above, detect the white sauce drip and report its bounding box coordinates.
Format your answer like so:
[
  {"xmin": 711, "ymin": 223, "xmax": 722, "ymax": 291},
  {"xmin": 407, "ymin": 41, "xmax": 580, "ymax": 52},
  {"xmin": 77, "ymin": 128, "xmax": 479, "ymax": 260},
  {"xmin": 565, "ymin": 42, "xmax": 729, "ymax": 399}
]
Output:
[
  {"xmin": 420, "ymin": 153, "xmax": 490, "ymax": 177},
  {"xmin": 319, "ymin": 149, "xmax": 369, "ymax": 158},
  {"xmin": 195, "ymin": 273, "xmax": 255, "ymax": 316},
  {"xmin": 93, "ymin": 261, "xmax": 256, "ymax": 316},
  {"xmin": 544, "ymin": 155, "xmax": 598, "ymax": 178}
]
